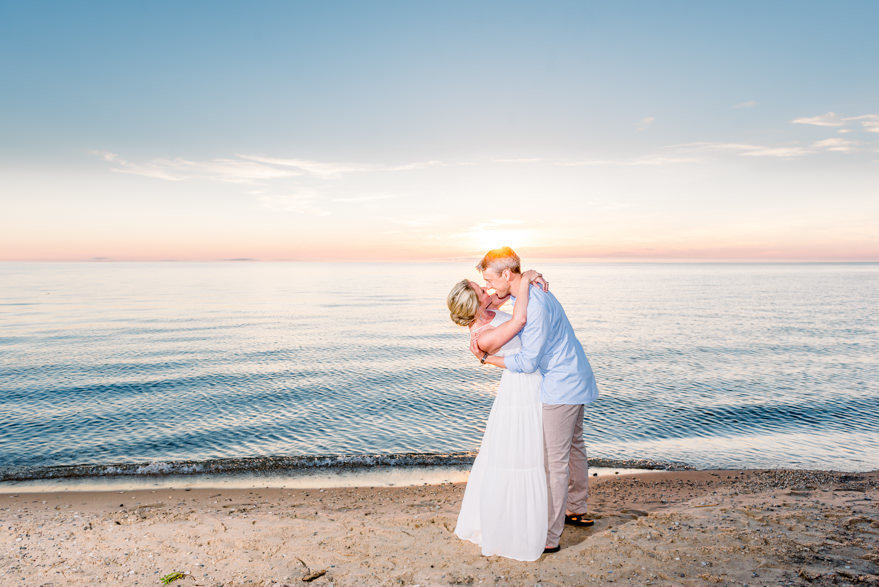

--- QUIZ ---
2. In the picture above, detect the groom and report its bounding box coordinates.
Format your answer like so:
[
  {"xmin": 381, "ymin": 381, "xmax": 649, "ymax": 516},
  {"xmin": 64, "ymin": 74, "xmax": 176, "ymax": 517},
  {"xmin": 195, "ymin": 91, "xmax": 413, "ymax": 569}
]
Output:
[{"xmin": 470, "ymin": 246, "xmax": 598, "ymax": 553}]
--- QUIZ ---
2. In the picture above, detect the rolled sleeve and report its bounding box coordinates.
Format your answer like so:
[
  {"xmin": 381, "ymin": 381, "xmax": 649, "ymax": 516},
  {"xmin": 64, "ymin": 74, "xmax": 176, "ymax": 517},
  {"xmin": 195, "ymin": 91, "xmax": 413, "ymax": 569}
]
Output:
[{"xmin": 506, "ymin": 297, "xmax": 548, "ymax": 374}]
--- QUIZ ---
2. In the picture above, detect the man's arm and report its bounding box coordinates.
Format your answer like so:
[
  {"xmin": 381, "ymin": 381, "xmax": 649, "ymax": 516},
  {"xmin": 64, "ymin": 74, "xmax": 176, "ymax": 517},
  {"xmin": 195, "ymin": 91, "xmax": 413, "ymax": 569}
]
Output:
[
  {"xmin": 472, "ymin": 272, "xmax": 542, "ymax": 354},
  {"xmin": 471, "ymin": 294, "xmax": 550, "ymax": 373},
  {"xmin": 506, "ymin": 298, "xmax": 550, "ymax": 373}
]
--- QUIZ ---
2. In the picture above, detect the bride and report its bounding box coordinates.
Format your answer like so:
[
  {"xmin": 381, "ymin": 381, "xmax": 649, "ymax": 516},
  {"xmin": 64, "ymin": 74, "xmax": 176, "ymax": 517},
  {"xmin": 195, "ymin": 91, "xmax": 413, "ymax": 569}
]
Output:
[{"xmin": 446, "ymin": 269, "xmax": 548, "ymax": 561}]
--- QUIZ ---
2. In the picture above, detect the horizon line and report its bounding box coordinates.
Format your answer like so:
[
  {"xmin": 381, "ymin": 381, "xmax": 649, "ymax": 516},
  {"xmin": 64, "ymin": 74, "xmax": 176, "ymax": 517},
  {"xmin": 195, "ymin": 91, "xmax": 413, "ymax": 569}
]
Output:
[{"xmin": 2, "ymin": 257, "xmax": 878, "ymax": 264}]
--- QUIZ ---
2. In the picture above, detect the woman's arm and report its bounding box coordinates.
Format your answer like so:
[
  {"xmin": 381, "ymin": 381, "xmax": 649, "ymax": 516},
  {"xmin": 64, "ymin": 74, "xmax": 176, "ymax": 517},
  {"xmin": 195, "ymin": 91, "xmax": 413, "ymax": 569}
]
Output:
[
  {"xmin": 472, "ymin": 270, "xmax": 539, "ymax": 354},
  {"xmin": 487, "ymin": 273, "xmax": 548, "ymax": 310}
]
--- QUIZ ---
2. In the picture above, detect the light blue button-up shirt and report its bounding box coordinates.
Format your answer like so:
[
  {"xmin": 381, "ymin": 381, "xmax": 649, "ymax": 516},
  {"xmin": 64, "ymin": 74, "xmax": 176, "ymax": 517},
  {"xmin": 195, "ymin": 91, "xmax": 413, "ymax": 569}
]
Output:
[{"xmin": 505, "ymin": 287, "xmax": 598, "ymax": 405}]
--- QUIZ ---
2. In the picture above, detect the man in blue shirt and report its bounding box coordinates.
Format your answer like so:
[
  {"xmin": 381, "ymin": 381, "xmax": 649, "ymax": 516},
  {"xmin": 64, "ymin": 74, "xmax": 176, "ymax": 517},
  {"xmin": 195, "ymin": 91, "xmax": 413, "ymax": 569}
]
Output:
[{"xmin": 471, "ymin": 247, "xmax": 598, "ymax": 553}]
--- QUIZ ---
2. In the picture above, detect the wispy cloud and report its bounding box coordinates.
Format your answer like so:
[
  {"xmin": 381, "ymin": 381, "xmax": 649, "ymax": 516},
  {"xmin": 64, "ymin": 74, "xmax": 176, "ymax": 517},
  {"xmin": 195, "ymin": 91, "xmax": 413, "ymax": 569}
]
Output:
[
  {"xmin": 636, "ymin": 116, "xmax": 655, "ymax": 132},
  {"xmin": 733, "ymin": 100, "xmax": 757, "ymax": 109},
  {"xmin": 237, "ymin": 155, "xmax": 442, "ymax": 175},
  {"xmin": 93, "ymin": 151, "xmax": 302, "ymax": 183},
  {"xmin": 558, "ymin": 155, "xmax": 697, "ymax": 167},
  {"xmin": 385, "ymin": 160, "xmax": 443, "ymax": 171},
  {"xmin": 235, "ymin": 155, "xmax": 370, "ymax": 176},
  {"xmin": 557, "ymin": 111, "xmax": 875, "ymax": 165},
  {"xmin": 670, "ymin": 142, "xmax": 812, "ymax": 158},
  {"xmin": 239, "ymin": 155, "xmax": 443, "ymax": 175},
  {"xmin": 95, "ymin": 152, "xmax": 443, "ymax": 183},
  {"xmin": 845, "ymin": 114, "xmax": 879, "ymax": 133},
  {"xmin": 657, "ymin": 111, "xmax": 874, "ymax": 159},
  {"xmin": 792, "ymin": 111, "xmax": 879, "ymax": 132},
  {"xmin": 792, "ymin": 112, "xmax": 846, "ymax": 127},
  {"xmin": 811, "ymin": 137, "xmax": 857, "ymax": 152},
  {"xmin": 670, "ymin": 137, "xmax": 861, "ymax": 158}
]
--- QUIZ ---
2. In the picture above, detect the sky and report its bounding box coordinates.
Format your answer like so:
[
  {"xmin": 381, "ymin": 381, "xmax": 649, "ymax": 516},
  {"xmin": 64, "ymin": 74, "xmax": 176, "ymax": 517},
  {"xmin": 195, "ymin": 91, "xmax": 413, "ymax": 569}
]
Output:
[{"xmin": 1, "ymin": 0, "xmax": 877, "ymax": 262}]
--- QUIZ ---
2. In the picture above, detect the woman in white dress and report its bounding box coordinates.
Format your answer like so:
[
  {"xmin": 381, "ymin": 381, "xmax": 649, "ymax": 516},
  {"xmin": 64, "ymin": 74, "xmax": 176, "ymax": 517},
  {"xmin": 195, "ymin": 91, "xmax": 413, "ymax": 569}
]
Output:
[{"xmin": 446, "ymin": 270, "xmax": 548, "ymax": 561}]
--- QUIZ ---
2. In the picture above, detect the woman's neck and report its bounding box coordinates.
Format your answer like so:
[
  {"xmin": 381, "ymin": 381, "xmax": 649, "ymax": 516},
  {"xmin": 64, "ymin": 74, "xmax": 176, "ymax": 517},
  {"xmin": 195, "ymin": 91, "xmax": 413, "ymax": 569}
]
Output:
[{"xmin": 473, "ymin": 307, "xmax": 495, "ymax": 327}]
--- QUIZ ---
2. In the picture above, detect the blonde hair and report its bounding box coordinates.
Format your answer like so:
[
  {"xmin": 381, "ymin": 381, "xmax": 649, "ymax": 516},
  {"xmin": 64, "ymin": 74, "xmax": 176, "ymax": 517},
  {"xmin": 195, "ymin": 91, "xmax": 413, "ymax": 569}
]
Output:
[
  {"xmin": 476, "ymin": 246, "xmax": 521, "ymax": 274},
  {"xmin": 447, "ymin": 279, "xmax": 479, "ymax": 327}
]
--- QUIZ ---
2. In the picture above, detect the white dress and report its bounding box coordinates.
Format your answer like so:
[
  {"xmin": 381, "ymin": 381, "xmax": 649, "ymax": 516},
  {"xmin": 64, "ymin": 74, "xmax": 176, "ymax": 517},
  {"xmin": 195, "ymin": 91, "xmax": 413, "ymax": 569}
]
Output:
[{"xmin": 454, "ymin": 310, "xmax": 548, "ymax": 561}]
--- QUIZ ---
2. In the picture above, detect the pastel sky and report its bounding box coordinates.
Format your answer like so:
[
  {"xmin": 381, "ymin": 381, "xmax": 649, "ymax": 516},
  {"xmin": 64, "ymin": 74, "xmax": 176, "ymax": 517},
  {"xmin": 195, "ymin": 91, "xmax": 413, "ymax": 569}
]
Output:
[{"xmin": 1, "ymin": 1, "xmax": 877, "ymax": 261}]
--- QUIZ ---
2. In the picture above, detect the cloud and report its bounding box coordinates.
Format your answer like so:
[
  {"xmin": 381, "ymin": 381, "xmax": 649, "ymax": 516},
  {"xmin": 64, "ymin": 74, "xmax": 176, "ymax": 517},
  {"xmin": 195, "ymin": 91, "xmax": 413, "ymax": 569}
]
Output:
[
  {"xmin": 95, "ymin": 151, "xmax": 444, "ymax": 183},
  {"xmin": 669, "ymin": 138, "xmax": 865, "ymax": 158},
  {"xmin": 792, "ymin": 111, "xmax": 879, "ymax": 133},
  {"xmin": 235, "ymin": 155, "xmax": 370, "ymax": 176},
  {"xmin": 180, "ymin": 158, "xmax": 301, "ymax": 182},
  {"xmin": 559, "ymin": 155, "xmax": 697, "ymax": 167},
  {"xmin": 385, "ymin": 160, "xmax": 444, "ymax": 171},
  {"xmin": 672, "ymin": 142, "xmax": 813, "ymax": 158},
  {"xmin": 811, "ymin": 137, "xmax": 857, "ymax": 152},
  {"xmin": 792, "ymin": 112, "xmax": 846, "ymax": 127},
  {"xmin": 733, "ymin": 100, "xmax": 757, "ymax": 109},
  {"xmin": 636, "ymin": 116, "xmax": 655, "ymax": 132},
  {"xmin": 91, "ymin": 151, "xmax": 190, "ymax": 181},
  {"xmin": 845, "ymin": 114, "xmax": 879, "ymax": 133},
  {"xmin": 238, "ymin": 155, "xmax": 442, "ymax": 175},
  {"xmin": 94, "ymin": 151, "xmax": 303, "ymax": 183}
]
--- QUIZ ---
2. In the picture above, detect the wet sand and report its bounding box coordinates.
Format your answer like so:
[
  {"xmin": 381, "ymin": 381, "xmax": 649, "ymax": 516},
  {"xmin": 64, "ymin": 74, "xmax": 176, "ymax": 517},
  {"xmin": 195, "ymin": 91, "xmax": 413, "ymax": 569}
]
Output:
[{"xmin": 2, "ymin": 469, "xmax": 877, "ymax": 585}]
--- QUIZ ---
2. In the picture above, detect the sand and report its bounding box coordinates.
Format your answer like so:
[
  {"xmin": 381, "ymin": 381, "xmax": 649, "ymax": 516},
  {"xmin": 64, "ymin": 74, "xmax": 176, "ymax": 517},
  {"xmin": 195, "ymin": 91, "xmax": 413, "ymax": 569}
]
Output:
[{"xmin": 2, "ymin": 469, "xmax": 877, "ymax": 586}]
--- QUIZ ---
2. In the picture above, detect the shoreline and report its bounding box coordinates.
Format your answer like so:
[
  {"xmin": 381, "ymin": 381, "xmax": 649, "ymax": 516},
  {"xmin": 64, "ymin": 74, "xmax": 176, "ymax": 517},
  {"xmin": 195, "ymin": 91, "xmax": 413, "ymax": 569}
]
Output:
[
  {"xmin": 2, "ymin": 469, "xmax": 876, "ymax": 585},
  {"xmin": 0, "ymin": 466, "xmax": 656, "ymax": 495}
]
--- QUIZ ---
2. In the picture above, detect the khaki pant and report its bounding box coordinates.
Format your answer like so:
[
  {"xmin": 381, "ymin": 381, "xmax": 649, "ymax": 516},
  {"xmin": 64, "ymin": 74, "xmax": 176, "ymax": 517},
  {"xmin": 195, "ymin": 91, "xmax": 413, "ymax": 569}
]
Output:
[{"xmin": 542, "ymin": 403, "xmax": 588, "ymax": 546}]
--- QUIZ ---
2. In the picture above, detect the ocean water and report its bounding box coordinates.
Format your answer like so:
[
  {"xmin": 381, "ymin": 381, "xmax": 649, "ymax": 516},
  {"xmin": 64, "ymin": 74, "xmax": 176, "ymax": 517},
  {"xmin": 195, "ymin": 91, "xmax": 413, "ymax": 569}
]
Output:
[{"xmin": 1, "ymin": 261, "xmax": 877, "ymax": 485}]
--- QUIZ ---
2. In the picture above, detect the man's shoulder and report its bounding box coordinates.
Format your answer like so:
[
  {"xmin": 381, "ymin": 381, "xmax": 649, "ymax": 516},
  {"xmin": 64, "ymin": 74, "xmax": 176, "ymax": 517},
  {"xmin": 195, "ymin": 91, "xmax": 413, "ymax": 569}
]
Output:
[
  {"xmin": 532, "ymin": 286, "xmax": 561, "ymax": 308},
  {"xmin": 529, "ymin": 286, "xmax": 551, "ymax": 306}
]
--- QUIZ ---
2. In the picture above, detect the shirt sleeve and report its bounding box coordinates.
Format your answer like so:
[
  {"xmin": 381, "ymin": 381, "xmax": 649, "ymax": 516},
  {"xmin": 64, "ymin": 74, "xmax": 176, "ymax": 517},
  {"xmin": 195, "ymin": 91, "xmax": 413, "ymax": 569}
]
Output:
[{"xmin": 505, "ymin": 296, "xmax": 549, "ymax": 374}]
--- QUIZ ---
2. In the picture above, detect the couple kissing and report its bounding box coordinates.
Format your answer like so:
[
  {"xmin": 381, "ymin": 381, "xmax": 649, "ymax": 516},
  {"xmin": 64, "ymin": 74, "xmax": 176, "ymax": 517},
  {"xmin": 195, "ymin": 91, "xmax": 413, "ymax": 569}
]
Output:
[{"xmin": 447, "ymin": 246, "xmax": 598, "ymax": 561}]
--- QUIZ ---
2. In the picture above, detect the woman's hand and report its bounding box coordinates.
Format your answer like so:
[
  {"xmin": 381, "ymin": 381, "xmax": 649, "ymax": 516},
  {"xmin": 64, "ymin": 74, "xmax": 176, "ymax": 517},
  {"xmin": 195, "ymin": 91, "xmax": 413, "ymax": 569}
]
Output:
[
  {"xmin": 469, "ymin": 332, "xmax": 484, "ymax": 358},
  {"xmin": 523, "ymin": 269, "xmax": 549, "ymax": 292}
]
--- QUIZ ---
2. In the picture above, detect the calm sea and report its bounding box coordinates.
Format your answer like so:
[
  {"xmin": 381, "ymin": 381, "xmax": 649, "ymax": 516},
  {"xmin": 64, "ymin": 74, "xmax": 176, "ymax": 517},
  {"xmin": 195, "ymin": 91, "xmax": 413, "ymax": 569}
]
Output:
[{"xmin": 1, "ymin": 262, "xmax": 877, "ymax": 486}]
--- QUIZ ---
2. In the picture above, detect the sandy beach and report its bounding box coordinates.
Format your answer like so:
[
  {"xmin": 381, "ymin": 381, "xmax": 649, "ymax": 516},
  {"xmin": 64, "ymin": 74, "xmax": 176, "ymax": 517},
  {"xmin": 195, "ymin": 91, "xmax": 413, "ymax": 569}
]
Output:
[{"xmin": 2, "ymin": 469, "xmax": 877, "ymax": 586}]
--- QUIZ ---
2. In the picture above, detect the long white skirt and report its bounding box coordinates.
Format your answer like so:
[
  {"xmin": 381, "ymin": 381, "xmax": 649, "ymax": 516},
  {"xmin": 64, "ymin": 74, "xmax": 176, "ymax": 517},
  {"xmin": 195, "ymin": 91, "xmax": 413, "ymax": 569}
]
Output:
[{"xmin": 454, "ymin": 370, "xmax": 548, "ymax": 561}]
